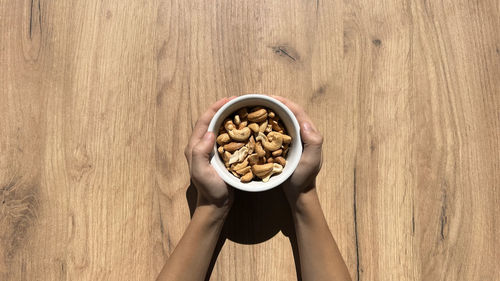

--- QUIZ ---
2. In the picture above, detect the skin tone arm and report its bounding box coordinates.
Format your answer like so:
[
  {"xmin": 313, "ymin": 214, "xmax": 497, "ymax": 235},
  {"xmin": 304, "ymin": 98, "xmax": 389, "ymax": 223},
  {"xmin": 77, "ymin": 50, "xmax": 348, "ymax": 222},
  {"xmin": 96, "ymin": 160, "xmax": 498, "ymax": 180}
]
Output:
[
  {"xmin": 156, "ymin": 95, "xmax": 351, "ymax": 281},
  {"xmin": 156, "ymin": 97, "xmax": 236, "ymax": 281},
  {"xmin": 273, "ymin": 96, "xmax": 352, "ymax": 281}
]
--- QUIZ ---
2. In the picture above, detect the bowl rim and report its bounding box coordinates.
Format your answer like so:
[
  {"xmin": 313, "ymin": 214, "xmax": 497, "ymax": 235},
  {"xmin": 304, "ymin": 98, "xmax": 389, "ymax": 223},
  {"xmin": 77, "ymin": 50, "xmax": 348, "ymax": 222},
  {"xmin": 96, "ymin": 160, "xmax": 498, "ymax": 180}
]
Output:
[{"xmin": 207, "ymin": 94, "xmax": 302, "ymax": 192}]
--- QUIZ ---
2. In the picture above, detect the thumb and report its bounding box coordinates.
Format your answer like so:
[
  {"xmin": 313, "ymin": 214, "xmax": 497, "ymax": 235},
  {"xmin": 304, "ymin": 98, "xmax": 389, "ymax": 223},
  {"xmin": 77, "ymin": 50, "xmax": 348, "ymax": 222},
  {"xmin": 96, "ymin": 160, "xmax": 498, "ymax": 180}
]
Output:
[
  {"xmin": 300, "ymin": 122, "xmax": 323, "ymax": 152},
  {"xmin": 297, "ymin": 121, "xmax": 323, "ymax": 174},
  {"xmin": 192, "ymin": 131, "xmax": 215, "ymax": 171}
]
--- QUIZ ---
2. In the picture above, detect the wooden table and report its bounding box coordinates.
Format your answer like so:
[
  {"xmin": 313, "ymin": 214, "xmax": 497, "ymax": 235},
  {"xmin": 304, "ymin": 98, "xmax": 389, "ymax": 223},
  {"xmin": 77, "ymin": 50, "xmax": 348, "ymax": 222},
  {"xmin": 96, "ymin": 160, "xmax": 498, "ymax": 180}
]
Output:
[{"xmin": 1, "ymin": 0, "xmax": 499, "ymax": 280}]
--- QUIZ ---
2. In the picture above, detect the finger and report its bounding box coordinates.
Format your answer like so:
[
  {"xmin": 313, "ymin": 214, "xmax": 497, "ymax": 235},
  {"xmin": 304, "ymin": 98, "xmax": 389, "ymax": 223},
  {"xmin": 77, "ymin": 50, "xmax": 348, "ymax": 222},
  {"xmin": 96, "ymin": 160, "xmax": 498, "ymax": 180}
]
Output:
[
  {"xmin": 295, "ymin": 123, "xmax": 323, "ymax": 179},
  {"xmin": 297, "ymin": 151, "xmax": 322, "ymax": 179},
  {"xmin": 191, "ymin": 131, "xmax": 216, "ymax": 175},
  {"xmin": 186, "ymin": 96, "xmax": 236, "ymax": 163},
  {"xmin": 301, "ymin": 121, "xmax": 323, "ymax": 146},
  {"xmin": 300, "ymin": 121, "xmax": 323, "ymax": 158},
  {"xmin": 271, "ymin": 95, "xmax": 317, "ymax": 131},
  {"xmin": 271, "ymin": 96, "xmax": 321, "ymax": 145},
  {"xmin": 190, "ymin": 97, "xmax": 234, "ymax": 143},
  {"xmin": 270, "ymin": 96, "xmax": 303, "ymax": 117}
]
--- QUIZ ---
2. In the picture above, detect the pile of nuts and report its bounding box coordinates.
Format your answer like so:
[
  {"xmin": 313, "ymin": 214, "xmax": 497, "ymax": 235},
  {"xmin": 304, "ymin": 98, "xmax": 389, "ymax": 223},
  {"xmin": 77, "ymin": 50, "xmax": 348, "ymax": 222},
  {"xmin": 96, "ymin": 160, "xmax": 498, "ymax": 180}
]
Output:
[{"xmin": 216, "ymin": 106, "xmax": 292, "ymax": 183}]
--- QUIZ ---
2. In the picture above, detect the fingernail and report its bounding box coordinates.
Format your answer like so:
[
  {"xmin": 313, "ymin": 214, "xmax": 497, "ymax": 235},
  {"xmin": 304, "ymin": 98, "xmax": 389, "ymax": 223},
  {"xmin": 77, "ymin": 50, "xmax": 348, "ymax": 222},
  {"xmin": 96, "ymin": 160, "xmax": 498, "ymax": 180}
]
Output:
[{"xmin": 303, "ymin": 122, "xmax": 311, "ymax": 132}]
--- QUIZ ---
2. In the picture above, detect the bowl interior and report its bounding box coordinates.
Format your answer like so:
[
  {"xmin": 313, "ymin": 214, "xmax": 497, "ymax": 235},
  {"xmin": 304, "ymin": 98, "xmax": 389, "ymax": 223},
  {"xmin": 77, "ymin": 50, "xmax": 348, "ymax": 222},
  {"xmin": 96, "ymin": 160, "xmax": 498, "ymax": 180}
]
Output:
[{"xmin": 208, "ymin": 95, "xmax": 302, "ymax": 192}]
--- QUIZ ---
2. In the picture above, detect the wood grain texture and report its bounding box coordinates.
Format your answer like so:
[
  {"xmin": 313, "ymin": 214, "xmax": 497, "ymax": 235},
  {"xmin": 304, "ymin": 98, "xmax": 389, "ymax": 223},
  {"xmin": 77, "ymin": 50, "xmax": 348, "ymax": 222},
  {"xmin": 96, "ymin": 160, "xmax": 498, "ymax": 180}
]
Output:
[{"xmin": 1, "ymin": 0, "xmax": 498, "ymax": 280}]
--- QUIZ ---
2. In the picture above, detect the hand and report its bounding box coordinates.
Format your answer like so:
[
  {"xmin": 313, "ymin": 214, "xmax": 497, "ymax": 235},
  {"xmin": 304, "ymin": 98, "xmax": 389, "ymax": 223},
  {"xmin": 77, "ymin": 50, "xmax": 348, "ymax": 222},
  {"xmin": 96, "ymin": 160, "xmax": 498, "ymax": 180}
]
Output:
[
  {"xmin": 272, "ymin": 96, "xmax": 324, "ymax": 208},
  {"xmin": 184, "ymin": 97, "xmax": 236, "ymax": 214},
  {"xmin": 272, "ymin": 97, "xmax": 352, "ymax": 281}
]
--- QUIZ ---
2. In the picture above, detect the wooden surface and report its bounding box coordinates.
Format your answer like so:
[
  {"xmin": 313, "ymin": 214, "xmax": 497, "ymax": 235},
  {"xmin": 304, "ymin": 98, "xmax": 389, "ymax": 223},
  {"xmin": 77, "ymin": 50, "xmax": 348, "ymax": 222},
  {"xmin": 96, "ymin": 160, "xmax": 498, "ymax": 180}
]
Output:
[{"xmin": 1, "ymin": 0, "xmax": 499, "ymax": 280}]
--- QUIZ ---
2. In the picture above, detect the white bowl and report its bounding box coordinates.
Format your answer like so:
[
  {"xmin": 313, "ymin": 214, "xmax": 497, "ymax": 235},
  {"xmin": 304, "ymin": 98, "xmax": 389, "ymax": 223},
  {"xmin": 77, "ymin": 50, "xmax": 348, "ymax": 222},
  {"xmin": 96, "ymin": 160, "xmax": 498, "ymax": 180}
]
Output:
[{"xmin": 207, "ymin": 94, "xmax": 302, "ymax": 192}]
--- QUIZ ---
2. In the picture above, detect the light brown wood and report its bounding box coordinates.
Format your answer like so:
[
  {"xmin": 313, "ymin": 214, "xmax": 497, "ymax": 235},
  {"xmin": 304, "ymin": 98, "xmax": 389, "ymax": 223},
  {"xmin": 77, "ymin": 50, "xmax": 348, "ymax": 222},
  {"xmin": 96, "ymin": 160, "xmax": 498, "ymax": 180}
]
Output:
[{"xmin": 1, "ymin": 0, "xmax": 499, "ymax": 280}]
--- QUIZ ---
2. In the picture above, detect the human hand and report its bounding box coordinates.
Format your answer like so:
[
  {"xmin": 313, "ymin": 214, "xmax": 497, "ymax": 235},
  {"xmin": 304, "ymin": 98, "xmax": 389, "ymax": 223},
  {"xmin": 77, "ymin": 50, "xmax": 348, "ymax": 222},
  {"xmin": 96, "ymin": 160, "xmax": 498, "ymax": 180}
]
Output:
[
  {"xmin": 272, "ymin": 96, "xmax": 324, "ymax": 209},
  {"xmin": 184, "ymin": 97, "xmax": 236, "ymax": 214}
]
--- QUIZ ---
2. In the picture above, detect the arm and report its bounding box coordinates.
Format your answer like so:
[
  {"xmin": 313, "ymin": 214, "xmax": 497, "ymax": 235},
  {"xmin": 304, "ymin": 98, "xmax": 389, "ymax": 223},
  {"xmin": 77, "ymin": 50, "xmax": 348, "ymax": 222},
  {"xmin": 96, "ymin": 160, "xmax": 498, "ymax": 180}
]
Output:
[
  {"xmin": 155, "ymin": 205, "xmax": 228, "ymax": 281},
  {"xmin": 293, "ymin": 190, "xmax": 351, "ymax": 281},
  {"xmin": 156, "ymin": 97, "xmax": 235, "ymax": 281},
  {"xmin": 273, "ymin": 96, "xmax": 352, "ymax": 281}
]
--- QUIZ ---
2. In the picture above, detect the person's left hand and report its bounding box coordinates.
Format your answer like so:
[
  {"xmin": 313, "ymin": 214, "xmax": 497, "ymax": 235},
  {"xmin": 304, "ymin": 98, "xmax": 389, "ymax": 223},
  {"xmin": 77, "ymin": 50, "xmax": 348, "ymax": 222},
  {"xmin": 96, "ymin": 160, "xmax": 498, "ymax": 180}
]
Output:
[{"xmin": 184, "ymin": 97, "xmax": 235, "ymax": 213}]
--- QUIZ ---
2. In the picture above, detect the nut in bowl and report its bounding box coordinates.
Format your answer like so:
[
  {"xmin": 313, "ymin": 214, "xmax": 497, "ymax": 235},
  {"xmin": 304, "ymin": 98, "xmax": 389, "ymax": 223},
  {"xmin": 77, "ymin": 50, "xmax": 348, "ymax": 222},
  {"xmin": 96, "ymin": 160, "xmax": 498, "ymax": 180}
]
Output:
[
  {"xmin": 208, "ymin": 94, "xmax": 302, "ymax": 192},
  {"xmin": 216, "ymin": 106, "xmax": 292, "ymax": 183}
]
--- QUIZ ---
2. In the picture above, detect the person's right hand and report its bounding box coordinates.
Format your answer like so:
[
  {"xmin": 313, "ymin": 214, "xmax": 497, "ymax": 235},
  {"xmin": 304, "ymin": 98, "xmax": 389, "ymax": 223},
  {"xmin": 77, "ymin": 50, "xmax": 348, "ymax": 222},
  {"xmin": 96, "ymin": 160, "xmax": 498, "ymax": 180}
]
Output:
[
  {"xmin": 184, "ymin": 97, "xmax": 236, "ymax": 214},
  {"xmin": 272, "ymin": 96, "xmax": 324, "ymax": 209}
]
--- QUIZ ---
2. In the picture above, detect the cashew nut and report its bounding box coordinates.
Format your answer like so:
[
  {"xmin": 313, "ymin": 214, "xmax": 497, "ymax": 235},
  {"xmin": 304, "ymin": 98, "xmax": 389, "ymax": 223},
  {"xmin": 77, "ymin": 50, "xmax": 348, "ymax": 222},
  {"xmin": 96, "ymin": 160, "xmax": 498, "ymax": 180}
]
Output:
[
  {"xmin": 272, "ymin": 149, "xmax": 282, "ymax": 156},
  {"xmin": 228, "ymin": 146, "xmax": 248, "ymax": 165},
  {"xmin": 234, "ymin": 115, "xmax": 241, "ymax": 125},
  {"xmin": 265, "ymin": 149, "xmax": 271, "ymax": 159},
  {"xmin": 274, "ymin": 156, "xmax": 286, "ymax": 167},
  {"xmin": 247, "ymin": 135, "xmax": 255, "ymax": 154},
  {"xmin": 265, "ymin": 124, "xmax": 272, "ymax": 133},
  {"xmin": 268, "ymin": 111, "xmax": 275, "ymax": 118},
  {"xmin": 282, "ymin": 134, "xmax": 292, "ymax": 144},
  {"xmin": 259, "ymin": 120, "xmax": 268, "ymax": 133},
  {"xmin": 247, "ymin": 153, "xmax": 260, "ymax": 166},
  {"xmin": 256, "ymin": 132, "xmax": 283, "ymax": 152},
  {"xmin": 248, "ymin": 108, "xmax": 268, "ymax": 123},
  {"xmin": 229, "ymin": 169, "xmax": 240, "ymax": 177},
  {"xmin": 223, "ymin": 151, "xmax": 231, "ymax": 167},
  {"xmin": 255, "ymin": 141, "xmax": 266, "ymax": 157},
  {"xmin": 227, "ymin": 127, "xmax": 251, "ymax": 141},
  {"xmin": 239, "ymin": 121, "xmax": 248, "ymax": 129},
  {"xmin": 216, "ymin": 133, "xmax": 231, "ymax": 145},
  {"xmin": 233, "ymin": 158, "xmax": 249, "ymax": 171},
  {"xmin": 218, "ymin": 146, "xmax": 224, "ymax": 154},
  {"xmin": 224, "ymin": 142, "xmax": 245, "ymax": 152},
  {"xmin": 248, "ymin": 123, "xmax": 259, "ymax": 133},
  {"xmin": 270, "ymin": 119, "xmax": 282, "ymax": 132},
  {"xmin": 224, "ymin": 119, "xmax": 235, "ymax": 131},
  {"xmin": 267, "ymin": 157, "xmax": 274, "ymax": 163},
  {"xmin": 235, "ymin": 166, "xmax": 251, "ymax": 175},
  {"xmin": 262, "ymin": 163, "xmax": 283, "ymax": 182},
  {"xmin": 240, "ymin": 170, "xmax": 253, "ymax": 182},
  {"xmin": 252, "ymin": 163, "xmax": 274, "ymax": 178}
]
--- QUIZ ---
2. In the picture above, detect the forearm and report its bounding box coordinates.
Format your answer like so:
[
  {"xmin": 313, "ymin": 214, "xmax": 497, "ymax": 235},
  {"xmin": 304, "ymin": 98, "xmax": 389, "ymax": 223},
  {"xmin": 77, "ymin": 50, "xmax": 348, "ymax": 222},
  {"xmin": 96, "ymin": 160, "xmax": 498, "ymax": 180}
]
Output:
[
  {"xmin": 156, "ymin": 205, "xmax": 227, "ymax": 281},
  {"xmin": 292, "ymin": 189, "xmax": 352, "ymax": 281}
]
